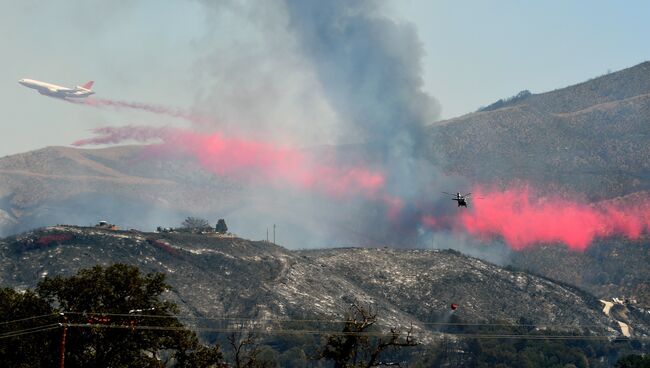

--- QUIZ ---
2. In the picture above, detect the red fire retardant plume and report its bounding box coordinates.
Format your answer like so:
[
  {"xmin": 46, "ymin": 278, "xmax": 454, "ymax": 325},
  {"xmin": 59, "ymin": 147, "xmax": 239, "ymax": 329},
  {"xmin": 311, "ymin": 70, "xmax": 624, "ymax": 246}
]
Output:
[
  {"xmin": 73, "ymin": 126, "xmax": 385, "ymax": 197},
  {"xmin": 459, "ymin": 186, "xmax": 650, "ymax": 250}
]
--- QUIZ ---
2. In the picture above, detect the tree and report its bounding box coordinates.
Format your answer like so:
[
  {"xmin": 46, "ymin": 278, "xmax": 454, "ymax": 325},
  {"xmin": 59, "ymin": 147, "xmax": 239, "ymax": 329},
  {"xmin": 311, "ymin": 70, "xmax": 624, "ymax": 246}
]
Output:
[
  {"xmin": 215, "ymin": 219, "xmax": 228, "ymax": 234},
  {"xmin": 181, "ymin": 217, "xmax": 211, "ymax": 232},
  {"xmin": 225, "ymin": 324, "xmax": 273, "ymax": 368},
  {"xmin": 616, "ymin": 354, "xmax": 650, "ymax": 368},
  {"xmin": 177, "ymin": 345, "xmax": 227, "ymax": 368},
  {"xmin": 0, "ymin": 288, "xmax": 58, "ymax": 367},
  {"xmin": 321, "ymin": 304, "xmax": 417, "ymax": 368},
  {"xmin": 36, "ymin": 264, "xmax": 226, "ymax": 368}
]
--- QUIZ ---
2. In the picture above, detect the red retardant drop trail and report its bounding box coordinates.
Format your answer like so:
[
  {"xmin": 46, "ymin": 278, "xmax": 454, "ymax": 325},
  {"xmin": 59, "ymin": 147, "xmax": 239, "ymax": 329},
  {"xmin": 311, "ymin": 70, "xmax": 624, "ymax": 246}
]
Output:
[
  {"xmin": 459, "ymin": 186, "xmax": 650, "ymax": 250},
  {"xmin": 73, "ymin": 126, "xmax": 385, "ymax": 198}
]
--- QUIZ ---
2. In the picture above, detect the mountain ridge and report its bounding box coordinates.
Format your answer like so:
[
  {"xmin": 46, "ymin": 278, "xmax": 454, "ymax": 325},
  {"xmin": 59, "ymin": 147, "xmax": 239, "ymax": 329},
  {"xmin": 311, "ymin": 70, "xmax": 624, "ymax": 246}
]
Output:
[
  {"xmin": 1, "ymin": 225, "xmax": 645, "ymax": 340},
  {"xmin": 428, "ymin": 60, "xmax": 650, "ymax": 199},
  {"xmin": 0, "ymin": 145, "xmax": 243, "ymax": 235}
]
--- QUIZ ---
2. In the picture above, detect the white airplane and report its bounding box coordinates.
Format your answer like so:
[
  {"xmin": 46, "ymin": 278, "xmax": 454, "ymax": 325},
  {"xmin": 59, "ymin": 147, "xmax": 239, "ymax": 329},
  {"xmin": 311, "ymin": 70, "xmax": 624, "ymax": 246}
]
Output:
[{"xmin": 18, "ymin": 78, "xmax": 94, "ymax": 98}]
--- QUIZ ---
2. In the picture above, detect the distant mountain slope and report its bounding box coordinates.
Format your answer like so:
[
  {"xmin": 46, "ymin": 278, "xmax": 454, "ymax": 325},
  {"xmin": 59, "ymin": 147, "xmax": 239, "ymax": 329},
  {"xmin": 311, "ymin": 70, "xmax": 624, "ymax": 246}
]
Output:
[
  {"xmin": 0, "ymin": 225, "xmax": 645, "ymax": 339},
  {"xmin": 0, "ymin": 146, "xmax": 242, "ymax": 235},
  {"xmin": 1, "ymin": 62, "xmax": 648, "ymax": 236},
  {"xmin": 428, "ymin": 61, "xmax": 650, "ymax": 199},
  {"xmin": 299, "ymin": 248, "xmax": 618, "ymax": 330},
  {"xmin": 523, "ymin": 62, "xmax": 650, "ymax": 114},
  {"xmin": 426, "ymin": 62, "xmax": 650, "ymax": 309},
  {"xmin": 509, "ymin": 236, "xmax": 650, "ymax": 306}
]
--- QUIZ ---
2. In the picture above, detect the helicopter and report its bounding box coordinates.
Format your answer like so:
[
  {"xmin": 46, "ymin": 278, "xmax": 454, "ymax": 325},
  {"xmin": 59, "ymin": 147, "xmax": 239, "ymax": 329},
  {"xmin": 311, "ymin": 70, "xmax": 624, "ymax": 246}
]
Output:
[{"xmin": 442, "ymin": 192, "xmax": 473, "ymax": 207}]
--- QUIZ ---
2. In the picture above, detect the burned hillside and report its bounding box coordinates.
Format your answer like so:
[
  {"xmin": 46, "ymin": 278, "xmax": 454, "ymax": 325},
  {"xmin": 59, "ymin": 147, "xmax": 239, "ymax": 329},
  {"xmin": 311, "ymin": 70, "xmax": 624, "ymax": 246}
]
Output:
[{"xmin": 1, "ymin": 225, "xmax": 646, "ymax": 342}]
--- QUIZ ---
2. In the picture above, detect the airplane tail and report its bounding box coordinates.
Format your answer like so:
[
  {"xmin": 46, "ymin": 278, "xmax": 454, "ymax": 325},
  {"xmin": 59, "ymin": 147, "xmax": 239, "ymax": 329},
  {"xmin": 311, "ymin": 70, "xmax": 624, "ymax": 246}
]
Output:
[{"xmin": 80, "ymin": 81, "xmax": 94, "ymax": 90}]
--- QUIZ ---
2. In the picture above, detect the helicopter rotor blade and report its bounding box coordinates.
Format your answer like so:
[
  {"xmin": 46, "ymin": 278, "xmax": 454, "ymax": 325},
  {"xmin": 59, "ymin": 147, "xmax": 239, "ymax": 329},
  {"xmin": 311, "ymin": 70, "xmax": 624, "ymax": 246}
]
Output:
[
  {"xmin": 463, "ymin": 193, "xmax": 472, "ymax": 197},
  {"xmin": 442, "ymin": 192, "xmax": 455, "ymax": 196}
]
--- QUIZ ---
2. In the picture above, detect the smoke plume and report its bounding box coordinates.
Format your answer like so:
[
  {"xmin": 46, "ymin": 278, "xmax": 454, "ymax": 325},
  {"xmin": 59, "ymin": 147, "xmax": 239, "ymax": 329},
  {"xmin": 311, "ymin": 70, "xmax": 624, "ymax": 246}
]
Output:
[
  {"xmin": 283, "ymin": 0, "xmax": 440, "ymax": 154},
  {"xmin": 67, "ymin": 98, "xmax": 213, "ymax": 126},
  {"xmin": 70, "ymin": 1, "xmax": 650, "ymax": 252}
]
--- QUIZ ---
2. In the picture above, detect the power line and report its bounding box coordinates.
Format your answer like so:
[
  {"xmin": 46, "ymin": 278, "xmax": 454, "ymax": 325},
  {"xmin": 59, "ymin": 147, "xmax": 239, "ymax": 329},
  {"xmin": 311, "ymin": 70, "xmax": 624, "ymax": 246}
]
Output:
[
  {"xmin": 59, "ymin": 323, "xmax": 647, "ymax": 341},
  {"xmin": 0, "ymin": 318, "xmax": 639, "ymax": 342},
  {"xmin": 0, "ymin": 312, "xmax": 637, "ymax": 341},
  {"xmin": 61, "ymin": 311, "xmax": 622, "ymax": 329},
  {"xmin": 0, "ymin": 313, "xmax": 58, "ymax": 326},
  {"xmin": 0, "ymin": 324, "xmax": 60, "ymax": 340},
  {"xmin": 0, "ymin": 323, "xmax": 59, "ymax": 337}
]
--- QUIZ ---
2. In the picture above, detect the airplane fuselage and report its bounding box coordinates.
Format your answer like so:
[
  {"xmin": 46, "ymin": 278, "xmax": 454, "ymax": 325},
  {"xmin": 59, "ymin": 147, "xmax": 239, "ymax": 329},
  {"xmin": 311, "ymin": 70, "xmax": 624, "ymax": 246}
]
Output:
[
  {"xmin": 453, "ymin": 197, "xmax": 468, "ymax": 207},
  {"xmin": 18, "ymin": 78, "xmax": 94, "ymax": 98}
]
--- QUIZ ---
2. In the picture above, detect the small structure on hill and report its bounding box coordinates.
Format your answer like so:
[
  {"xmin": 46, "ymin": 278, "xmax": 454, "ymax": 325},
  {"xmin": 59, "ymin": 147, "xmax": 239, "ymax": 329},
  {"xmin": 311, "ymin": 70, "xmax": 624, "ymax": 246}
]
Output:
[{"xmin": 95, "ymin": 221, "xmax": 119, "ymax": 230}]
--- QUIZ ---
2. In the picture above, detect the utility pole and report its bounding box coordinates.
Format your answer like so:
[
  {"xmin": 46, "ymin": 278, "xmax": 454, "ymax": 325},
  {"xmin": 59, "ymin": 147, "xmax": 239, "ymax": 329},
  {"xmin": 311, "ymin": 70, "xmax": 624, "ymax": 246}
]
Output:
[
  {"xmin": 273, "ymin": 224, "xmax": 276, "ymax": 244},
  {"xmin": 59, "ymin": 313, "xmax": 67, "ymax": 368}
]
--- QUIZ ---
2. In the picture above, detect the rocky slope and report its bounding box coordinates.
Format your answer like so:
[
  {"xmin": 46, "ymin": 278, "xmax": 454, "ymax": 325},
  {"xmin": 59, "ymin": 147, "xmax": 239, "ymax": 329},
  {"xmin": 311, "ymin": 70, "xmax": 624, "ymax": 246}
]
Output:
[
  {"xmin": 428, "ymin": 61, "xmax": 650, "ymax": 200},
  {"xmin": 424, "ymin": 61, "xmax": 650, "ymax": 309},
  {"xmin": 1, "ymin": 225, "xmax": 646, "ymax": 340},
  {"xmin": 510, "ymin": 236, "xmax": 650, "ymax": 306}
]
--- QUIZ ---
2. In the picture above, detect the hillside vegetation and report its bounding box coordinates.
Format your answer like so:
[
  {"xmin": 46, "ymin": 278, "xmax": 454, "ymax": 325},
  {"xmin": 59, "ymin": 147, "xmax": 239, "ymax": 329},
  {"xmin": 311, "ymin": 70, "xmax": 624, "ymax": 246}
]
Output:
[
  {"xmin": 0, "ymin": 146, "xmax": 242, "ymax": 235},
  {"xmin": 428, "ymin": 61, "xmax": 650, "ymax": 200},
  {"xmin": 509, "ymin": 237, "xmax": 650, "ymax": 306},
  {"xmin": 1, "ymin": 225, "xmax": 643, "ymax": 339}
]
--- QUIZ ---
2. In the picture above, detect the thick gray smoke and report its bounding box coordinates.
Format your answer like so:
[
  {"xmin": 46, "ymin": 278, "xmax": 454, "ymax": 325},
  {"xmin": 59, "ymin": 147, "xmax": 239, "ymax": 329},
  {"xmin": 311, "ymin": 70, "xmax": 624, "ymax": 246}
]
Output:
[
  {"xmin": 27, "ymin": 1, "xmax": 499, "ymax": 257},
  {"xmin": 191, "ymin": 0, "xmax": 344, "ymax": 147},
  {"xmin": 284, "ymin": 0, "xmax": 441, "ymax": 155},
  {"xmin": 282, "ymin": 0, "xmax": 462, "ymax": 247},
  {"xmin": 283, "ymin": 0, "xmax": 454, "ymax": 209}
]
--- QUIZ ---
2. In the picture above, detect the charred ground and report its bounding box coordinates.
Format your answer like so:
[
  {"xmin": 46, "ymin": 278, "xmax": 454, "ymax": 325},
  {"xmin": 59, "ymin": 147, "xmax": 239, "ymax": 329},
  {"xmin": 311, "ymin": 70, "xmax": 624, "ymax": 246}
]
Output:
[{"xmin": 1, "ymin": 225, "xmax": 647, "ymax": 342}]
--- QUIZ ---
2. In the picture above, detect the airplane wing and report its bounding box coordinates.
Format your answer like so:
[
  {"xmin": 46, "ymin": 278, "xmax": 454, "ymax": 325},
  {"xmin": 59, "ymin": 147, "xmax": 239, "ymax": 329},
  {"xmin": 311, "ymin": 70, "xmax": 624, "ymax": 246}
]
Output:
[{"xmin": 50, "ymin": 87, "xmax": 73, "ymax": 93}]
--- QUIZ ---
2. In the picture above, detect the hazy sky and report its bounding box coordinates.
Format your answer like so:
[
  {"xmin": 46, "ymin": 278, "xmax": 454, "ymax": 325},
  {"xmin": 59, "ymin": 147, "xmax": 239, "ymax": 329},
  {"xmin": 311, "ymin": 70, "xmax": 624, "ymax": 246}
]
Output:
[{"xmin": 1, "ymin": 0, "xmax": 648, "ymax": 156}]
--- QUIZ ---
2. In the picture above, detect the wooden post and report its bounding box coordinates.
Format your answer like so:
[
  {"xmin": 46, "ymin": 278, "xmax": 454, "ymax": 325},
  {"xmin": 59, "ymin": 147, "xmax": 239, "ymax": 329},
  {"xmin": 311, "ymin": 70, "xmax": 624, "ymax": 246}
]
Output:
[{"xmin": 59, "ymin": 315, "xmax": 67, "ymax": 368}]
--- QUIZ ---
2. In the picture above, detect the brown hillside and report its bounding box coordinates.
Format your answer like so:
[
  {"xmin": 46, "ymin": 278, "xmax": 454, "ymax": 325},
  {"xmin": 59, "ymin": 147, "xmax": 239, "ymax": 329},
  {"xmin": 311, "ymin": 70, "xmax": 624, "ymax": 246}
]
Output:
[
  {"xmin": 0, "ymin": 146, "xmax": 242, "ymax": 234},
  {"xmin": 428, "ymin": 61, "xmax": 650, "ymax": 199}
]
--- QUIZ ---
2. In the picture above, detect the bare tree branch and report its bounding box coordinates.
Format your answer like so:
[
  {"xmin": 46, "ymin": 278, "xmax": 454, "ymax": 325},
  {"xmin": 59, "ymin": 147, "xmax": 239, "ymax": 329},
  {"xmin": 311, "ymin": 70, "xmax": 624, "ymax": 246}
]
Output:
[{"xmin": 321, "ymin": 303, "xmax": 418, "ymax": 368}]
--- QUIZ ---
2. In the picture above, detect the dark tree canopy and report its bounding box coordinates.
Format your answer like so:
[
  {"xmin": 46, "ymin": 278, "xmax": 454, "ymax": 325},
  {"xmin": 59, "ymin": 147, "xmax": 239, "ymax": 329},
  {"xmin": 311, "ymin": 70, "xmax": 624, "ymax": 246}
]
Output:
[
  {"xmin": 0, "ymin": 288, "xmax": 58, "ymax": 367},
  {"xmin": 37, "ymin": 263, "xmax": 173, "ymax": 314},
  {"xmin": 0, "ymin": 264, "xmax": 225, "ymax": 368},
  {"xmin": 616, "ymin": 354, "xmax": 650, "ymax": 368},
  {"xmin": 215, "ymin": 219, "xmax": 228, "ymax": 234},
  {"xmin": 181, "ymin": 217, "xmax": 211, "ymax": 232}
]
